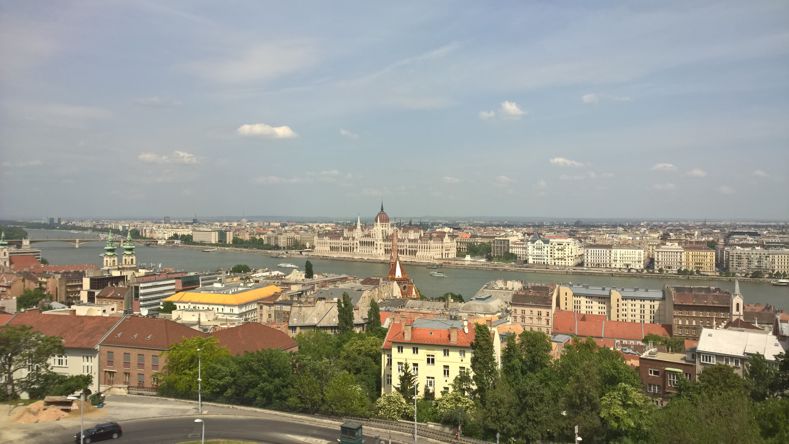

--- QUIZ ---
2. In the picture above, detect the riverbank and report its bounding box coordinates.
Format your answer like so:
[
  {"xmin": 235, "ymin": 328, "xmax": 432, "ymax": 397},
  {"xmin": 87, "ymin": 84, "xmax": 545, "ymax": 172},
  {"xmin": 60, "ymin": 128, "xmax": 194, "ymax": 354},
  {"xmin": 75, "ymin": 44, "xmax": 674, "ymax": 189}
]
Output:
[{"xmin": 158, "ymin": 243, "xmax": 772, "ymax": 286}]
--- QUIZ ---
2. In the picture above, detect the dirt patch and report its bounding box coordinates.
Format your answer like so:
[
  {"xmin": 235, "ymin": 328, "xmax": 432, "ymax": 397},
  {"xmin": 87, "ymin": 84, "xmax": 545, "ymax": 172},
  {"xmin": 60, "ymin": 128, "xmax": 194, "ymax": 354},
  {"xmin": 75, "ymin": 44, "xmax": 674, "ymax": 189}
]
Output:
[{"xmin": 10, "ymin": 400, "xmax": 71, "ymax": 424}]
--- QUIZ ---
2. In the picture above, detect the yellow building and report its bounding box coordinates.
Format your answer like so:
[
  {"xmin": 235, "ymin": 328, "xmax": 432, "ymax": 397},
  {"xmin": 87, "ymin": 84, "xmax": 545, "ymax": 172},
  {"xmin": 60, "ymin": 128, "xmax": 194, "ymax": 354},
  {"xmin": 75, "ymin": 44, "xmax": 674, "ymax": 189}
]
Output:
[
  {"xmin": 557, "ymin": 285, "xmax": 668, "ymax": 324},
  {"xmin": 682, "ymin": 246, "xmax": 716, "ymax": 273},
  {"xmin": 164, "ymin": 283, "xmax": 280, "ymax": 323},
  {"xmin": 381, "ymin": 319, "xmax": 499, "ymax": 398}
]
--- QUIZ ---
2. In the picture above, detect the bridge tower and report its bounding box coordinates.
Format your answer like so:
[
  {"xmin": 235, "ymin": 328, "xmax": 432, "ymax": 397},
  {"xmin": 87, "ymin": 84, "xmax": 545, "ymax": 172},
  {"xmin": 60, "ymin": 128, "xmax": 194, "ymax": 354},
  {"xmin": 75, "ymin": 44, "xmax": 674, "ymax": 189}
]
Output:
[
  {"xmin": 75, "ymin": 238, "xmax": 80, "ymax": 249},
  {"xmin": 102, "ymin": 232, "xmax": 118, "ymax": 270}
]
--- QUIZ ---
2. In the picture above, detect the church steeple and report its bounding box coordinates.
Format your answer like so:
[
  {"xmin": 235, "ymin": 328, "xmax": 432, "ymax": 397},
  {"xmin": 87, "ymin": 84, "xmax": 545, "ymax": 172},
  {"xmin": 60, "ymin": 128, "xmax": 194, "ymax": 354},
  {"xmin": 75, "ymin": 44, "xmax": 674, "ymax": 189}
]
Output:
[
  {"xmin": 121, "ymin": 231, "xmax": 137, "ymax": 269},
  {"xmin": 0, "ymin": 231, "xmax": 7, "ymax": 247},
  {"xmin": 102, "ymin": 231, "xmax": 118, "ymax": 270}
]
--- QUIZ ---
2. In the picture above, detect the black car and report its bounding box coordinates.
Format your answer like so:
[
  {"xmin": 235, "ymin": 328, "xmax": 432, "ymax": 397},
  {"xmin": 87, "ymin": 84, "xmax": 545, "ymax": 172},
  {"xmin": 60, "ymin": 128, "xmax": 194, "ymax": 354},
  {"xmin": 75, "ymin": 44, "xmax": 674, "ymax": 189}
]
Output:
[{"xmin": 74, "ymin": 422, "xmax": 123, "ymax": 443}]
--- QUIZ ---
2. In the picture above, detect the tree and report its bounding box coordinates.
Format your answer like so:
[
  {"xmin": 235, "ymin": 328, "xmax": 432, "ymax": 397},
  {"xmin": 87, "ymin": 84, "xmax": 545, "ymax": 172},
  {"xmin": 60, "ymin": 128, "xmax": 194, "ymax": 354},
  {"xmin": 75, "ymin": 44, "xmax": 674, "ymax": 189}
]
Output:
[
  {"xmin": 434, "ymin": 390, "xmax": 476, "ymax": 427},
  {"xmin": 471, "ymin": 323, "xmax": 497, "ymax": 404},
  {"xmin": 375, "ymin": 391, "xmax": 411, "ymax": 420},
  {"xmin": 230, "ymin": 264, "xmax": 251, "ymax": 274},
  {"xmin": 323, "ymin": 371, "xmax": 370, "ymax": 417},
  {"xmin": 746, "ymin": 353, "xmax": 779, "ymax": 401},
  {"xmin": 599, "ymin": 383, "xmax": 655, "ymax": 442},
  {"xmin": 397, "ymin": 361, "xmax": 417, "ymax": 403},
  {"xmin": 229, "ymin": 349, "xmax": 293, "ymax": 409},
  {"xmin": 159, "ymin": 301, "xmax": 177, "ymax": 314},
  {"xmin": 452, "ymin": 372, "xmax": 474, "ymax": 397},
  {"xmin": 337, "ymin": 292, "xmax": 355, "ymax": 334},
  {"xmin": 0, "ymin": 325, "xmax": 64, "ymax": 399},
  {"xmin": 17, "ymin": 288, "xmax": 51, "ymax": 311},
  {"xmin": 26, "ymin": 373, "xmax": 92, "ymax": 399},
  {"xmin": 367, "ymin": 299, "xmax": 381, "ymax": 331},
  {"xmin": 158, "ymin": 336, "xmax": 231, "ymax": 399},
  {"xmin": 755, "ymin": 398, "xmax": 789, "ymax": 443},
  {"xmin": 287, "ymin": 355, "xmax": 330, "ymax": 413},
  {"xmin": 295, "ymin": 330, "xmax": 340, "ymax": 361},
  {"xmin": 339, "ymin": 334, "xmax": 383, "ymax": 400},
  {"xmin": 304, "ymin": 260, "xmax": 314, "ymax": 279}
]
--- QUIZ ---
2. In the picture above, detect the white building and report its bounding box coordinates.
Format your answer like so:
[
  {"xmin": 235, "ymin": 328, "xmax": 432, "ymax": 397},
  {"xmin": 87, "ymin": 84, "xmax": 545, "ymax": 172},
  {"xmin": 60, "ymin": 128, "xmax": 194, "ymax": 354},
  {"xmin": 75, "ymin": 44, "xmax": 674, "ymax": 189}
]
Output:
[
  {"xmin": 164, "ymin": 283, "xmax": 281, "ymax": 323},
  {"xmin": 695, "ymin": 328, "xmax": 786, "ymax": 377},
  {"xmin": 655, "ymin": 243, "xmax": 684, "ymax": 272},
  {"xmin": 526, "ymin": 235, "xmax": 583, "ymax": 267},
  {"xmin": 611, "ymin": 246, "xmax": 646, "ymax": 270},
  {"xmin": 724, "ymin": 246, "xmax": 789, "ymax": 275}
]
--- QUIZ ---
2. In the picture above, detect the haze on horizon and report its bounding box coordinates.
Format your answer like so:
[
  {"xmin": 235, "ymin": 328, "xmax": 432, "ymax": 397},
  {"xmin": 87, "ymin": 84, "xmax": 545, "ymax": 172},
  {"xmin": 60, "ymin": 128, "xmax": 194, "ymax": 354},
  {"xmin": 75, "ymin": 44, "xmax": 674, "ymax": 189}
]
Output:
[{"xmin": 1, "ymin": 1, "xmax": 788, "ymax": 221}]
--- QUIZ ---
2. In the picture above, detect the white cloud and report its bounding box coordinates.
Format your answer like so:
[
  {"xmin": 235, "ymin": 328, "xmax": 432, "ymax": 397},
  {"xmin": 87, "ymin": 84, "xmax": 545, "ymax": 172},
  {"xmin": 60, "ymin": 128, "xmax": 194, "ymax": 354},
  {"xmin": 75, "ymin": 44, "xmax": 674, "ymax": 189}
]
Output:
[
  {"xmin": 652, "ymin": 183, "xmax": 677, "ymax": 191},
  {"xmin": 237, "ymin": 123, "xmax": 298, "ymax": 139},
  {"xmin": 137, "ymin": 150, "xmax": 199, "ymax": 165},
  {"xmin": 718, "ymin": 185, "xmax": 735, "ymax": 195},
  {"xmin": 187, "ymin": 42, "xmax": 317, "ymax": 84},
  {"xmin": 651, "ymin": 163, "xmax": 678, "ymax": 172},
  {"xmin": 442, "ymin": 176, "xmax": 461, "ymax": 184},
  {"xmin": 478, "ymin": 110, "xmax": 496, "ymax": 120},
  {"xmin": 253, "ymin": 175, "xmax": 304, "ymax": 185},
  {"xmin": 550, "ymin": 157, "xmax": 584, "ymax": 168},
  {"xmin": 1, "ymin": 159, "xmax": 43, "ymax": 168},
  {"xmin": 581, "ymin": 93, "xmax": 632, "ymax": 105},
  {"xmin": 339, "ymin": 128, "xmax": 359, "ymax": 140},
  {"xmin": 500, "ymin": 100, "xmax": 525, "ymax": 118},
  {"xmin": 133, "ymin": 96, "xmax": 181, "ymax": 108},
  {"xmin": 753, "ymin": 169, "xmax": 769, "ymax": 178},
  {"xmin": 686, "ymin": 168, "xmax": 708, "ymax": 177},
  {"xmin": 534, "ymin": 180, "xmax": 548, "ymax": 190},
  {"xmin": 494, "ymin": 175, "xmax": 515, "ymax": 186}
]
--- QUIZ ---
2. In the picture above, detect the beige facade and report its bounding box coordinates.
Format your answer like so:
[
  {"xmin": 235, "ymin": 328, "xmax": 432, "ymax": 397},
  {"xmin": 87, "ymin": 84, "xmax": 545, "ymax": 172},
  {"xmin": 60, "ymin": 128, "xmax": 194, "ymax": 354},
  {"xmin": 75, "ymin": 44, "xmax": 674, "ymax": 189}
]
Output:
[
  {"xmin": 682, "ymin": 247, "xmax": 716, "ymax": 273},
  {"xmin": 655, "ymin": 243, "xmax": 684, "ymax": 272},
  {"xmin": 557, "ymin": 285, "xmax": 668, "ymax": 324},
  {"xmin": 584, "ymin": 245, "xmax": 645, "ymax": 270},
  {"xmin": 724, "ymin": 247, "xmax": 789, "ymax": 274},
  {"xmin": 511, "ymin": 285, "xmax": 557, "ymax": 334}
]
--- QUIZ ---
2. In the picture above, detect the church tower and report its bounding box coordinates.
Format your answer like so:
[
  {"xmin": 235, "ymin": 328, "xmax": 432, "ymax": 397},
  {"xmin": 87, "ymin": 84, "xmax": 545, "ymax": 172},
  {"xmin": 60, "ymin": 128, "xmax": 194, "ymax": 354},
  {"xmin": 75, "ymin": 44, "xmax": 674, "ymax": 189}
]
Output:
[
  {"xmin": 387, "ymin": 230, "xmax": 419, "ymax": 299},
  {"xmin": 731, "ymin": 279, "xmax": 744, "ymax": 321},
  {"xmin": 121, "ymin": 231, "xmax": 137, "ymax": 270},
  {"xmin": 0, "ymin": 231, "xmax": 9, "ymax": 269},
  {"xmin": 102, "ymin": 232, "xmax": 118, "ymax": 270}
]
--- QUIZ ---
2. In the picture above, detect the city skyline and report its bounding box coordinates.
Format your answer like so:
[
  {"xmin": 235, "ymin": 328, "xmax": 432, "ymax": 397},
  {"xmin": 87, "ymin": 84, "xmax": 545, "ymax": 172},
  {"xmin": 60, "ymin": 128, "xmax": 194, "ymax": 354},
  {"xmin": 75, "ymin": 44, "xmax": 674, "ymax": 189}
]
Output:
[{"xmin": 1, "ymin": 1, "xmax": 788, "ymax": 220}]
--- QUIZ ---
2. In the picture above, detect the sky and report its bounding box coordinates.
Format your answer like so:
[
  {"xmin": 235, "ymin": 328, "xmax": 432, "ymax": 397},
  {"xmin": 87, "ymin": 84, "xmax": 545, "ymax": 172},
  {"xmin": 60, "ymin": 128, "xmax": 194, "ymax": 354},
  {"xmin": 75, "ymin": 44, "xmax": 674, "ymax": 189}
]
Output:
[{"xmin": 1, "ymin": 1, "xmax": 788, "ymax": 221}]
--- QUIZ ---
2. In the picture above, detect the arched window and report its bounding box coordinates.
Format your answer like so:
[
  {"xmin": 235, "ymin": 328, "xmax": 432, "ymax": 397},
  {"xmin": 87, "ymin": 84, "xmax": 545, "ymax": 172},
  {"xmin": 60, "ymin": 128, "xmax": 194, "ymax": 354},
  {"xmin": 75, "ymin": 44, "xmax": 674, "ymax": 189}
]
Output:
[{"xmin": 736, "ymin": 302, "xmax": 740, "ymax": 313}]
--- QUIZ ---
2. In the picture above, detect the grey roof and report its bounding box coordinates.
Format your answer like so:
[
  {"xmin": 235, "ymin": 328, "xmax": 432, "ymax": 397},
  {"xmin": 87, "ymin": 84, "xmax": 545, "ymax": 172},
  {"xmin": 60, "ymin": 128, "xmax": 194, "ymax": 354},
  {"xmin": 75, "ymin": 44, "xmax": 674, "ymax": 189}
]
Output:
[
  {"xmin": 288, "ymin": 300, "xmax": 365, "ymax": 328},
  {"xmin": 460, "ymin": 294, "xmax": 506, "ymax": 314},
  {"xmin": 570, "ymin": 285, "xmax": 663, "ymax": 300},
  {"xmin": 313, "ymin": 286, "xmax": 365, "ymax": 306},
  {"xmin": 552, "ymin": 334, "xmax": 573, "ymax": 344},
  {"xmin": 412, "ymin": 319, "xmax": 464, "ymax": 330}
]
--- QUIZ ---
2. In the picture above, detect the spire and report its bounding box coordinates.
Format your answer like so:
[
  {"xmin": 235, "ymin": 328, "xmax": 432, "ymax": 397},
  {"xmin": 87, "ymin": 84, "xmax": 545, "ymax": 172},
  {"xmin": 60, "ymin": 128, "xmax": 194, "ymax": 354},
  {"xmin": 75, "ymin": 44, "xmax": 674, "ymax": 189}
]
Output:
[
  {"xmin": 356, "ymin": 216, "xmax": 361, "ymax": 230},
  {"xmin": 381, "ymin": 201, "xmax": 384, "ymax": 212},
  {"xmin": 0, "ymin": 231, "xmax": 6, "ymax": 247},
  {"xmin": 734, "ymin": 279, "xmax": 741, "ymax": 296}
]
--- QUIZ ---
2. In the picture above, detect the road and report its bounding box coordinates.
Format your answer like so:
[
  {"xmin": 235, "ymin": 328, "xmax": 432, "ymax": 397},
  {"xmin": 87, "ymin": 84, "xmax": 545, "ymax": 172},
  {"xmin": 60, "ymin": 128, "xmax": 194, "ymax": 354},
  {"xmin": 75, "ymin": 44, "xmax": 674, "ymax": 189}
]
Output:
[{"xmin": 25, "ymin": 415, "xmax": 389, "ymax": 444}]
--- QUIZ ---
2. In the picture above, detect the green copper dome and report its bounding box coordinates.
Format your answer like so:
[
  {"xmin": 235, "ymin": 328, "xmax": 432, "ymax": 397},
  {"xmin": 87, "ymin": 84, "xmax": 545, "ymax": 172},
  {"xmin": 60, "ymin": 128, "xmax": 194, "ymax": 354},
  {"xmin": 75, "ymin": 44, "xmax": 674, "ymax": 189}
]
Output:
[
  {"xmin": 0, "ymin": 231, "xmax": 7, "ymax": 247},
  {"xmin": 104, "ymin": 231, "xmax": 117, "ymax": 255},
  {"xmin": 123, "ymin": 231, "xmax": 136, "ymax": 254}
]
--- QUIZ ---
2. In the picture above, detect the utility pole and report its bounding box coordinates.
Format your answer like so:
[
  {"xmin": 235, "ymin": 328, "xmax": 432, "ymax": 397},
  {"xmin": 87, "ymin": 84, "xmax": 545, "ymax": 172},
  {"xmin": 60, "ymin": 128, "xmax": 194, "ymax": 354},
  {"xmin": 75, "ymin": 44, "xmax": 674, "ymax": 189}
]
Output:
[
  {"xmin": 414, "ymin": 382, "xmax": 418, "ymax": 444},
  {"xmin": 197, "ymin": 347, "xmax": 202, "ymax": 414}
]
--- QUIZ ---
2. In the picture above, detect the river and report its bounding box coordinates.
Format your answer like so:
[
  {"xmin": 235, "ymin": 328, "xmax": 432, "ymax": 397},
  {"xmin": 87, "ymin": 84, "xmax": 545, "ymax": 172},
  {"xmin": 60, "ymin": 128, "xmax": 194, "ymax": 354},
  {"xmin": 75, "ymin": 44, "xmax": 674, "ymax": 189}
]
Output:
[{"xmin": 26, "ymin": 229, "xmax": 788, "ymax": 310}]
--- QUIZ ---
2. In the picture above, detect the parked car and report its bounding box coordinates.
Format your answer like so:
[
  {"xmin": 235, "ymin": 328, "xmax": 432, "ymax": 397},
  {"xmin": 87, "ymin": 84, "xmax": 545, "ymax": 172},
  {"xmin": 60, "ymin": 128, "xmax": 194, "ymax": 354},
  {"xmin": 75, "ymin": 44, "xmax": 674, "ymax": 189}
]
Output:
[{"xmin": 74, "ymin": 422, "xmax": 123, "ymax": 443}]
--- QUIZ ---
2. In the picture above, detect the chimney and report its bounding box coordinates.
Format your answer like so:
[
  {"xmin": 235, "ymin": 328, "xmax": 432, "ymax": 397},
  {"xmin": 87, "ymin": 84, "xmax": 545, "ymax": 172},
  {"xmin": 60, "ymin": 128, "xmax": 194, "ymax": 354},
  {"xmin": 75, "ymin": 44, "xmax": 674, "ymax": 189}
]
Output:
[
  {"xmin": 404, "ymin": 324, "xmax": 412, "ymax": 341},
  {"xmin": 449, "ymin": 327, "xmax": 458, "ymax": 344}
]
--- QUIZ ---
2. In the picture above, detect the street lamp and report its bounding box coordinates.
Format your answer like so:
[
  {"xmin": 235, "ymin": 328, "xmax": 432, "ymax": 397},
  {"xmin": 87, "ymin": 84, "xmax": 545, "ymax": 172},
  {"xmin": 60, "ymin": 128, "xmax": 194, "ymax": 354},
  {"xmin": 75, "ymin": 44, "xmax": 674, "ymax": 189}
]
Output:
[
  {"xmin": 196, "ymin": 347, "xmax": 202, "ymax": 414},
  {"xmin": 68, "ymin": 392, "xmax": 85, "ymax": 444},
  {"xmin": 413, "ymin": 382, "xmax": 418, "ymax": 444},
  {"xmin": 194, "ymin": 418, "xmax": 205, "ymax": 444}
]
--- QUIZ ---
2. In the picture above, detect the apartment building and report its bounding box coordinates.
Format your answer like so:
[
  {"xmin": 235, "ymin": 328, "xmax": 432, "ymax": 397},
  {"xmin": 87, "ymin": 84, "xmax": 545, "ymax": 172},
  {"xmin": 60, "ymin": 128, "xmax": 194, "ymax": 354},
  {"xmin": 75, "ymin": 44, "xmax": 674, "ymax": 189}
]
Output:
[
  {"xmin": 584, "ymin": 245, "xmax": 645, "ymax": 270},
  {"xmin": 527, "ymin": 235, "xmax": 583, "ymax": 267},
  {"xmin": 695, "ymin": 328, "xmax": 785, "ymax": 377},
  {"xmin": 584, "ymin": 245, "xmax": 611, "ymax": 268},
  {"xmin": 668, "ymin": 285, "xmax": 743, "ymax": 338},
  {"xmin": 557, "ymin": 285, "xmax": 668, "ymax": 324},
  {"xmin": 639, "ymin": 350, "xmax": 696, "ymax": 405},
  {"xmin": 654, "ymin": 243, "xmax": 684, "ymax": 272},
  {"xmin": 164, "ymin": 283, "xmax": 281, "ymax": 323},
  {"xmin": 510, "ymin": 285, "xmax": 557, "ymax": 334},
  {"xmin": 724, "ymin": 246, "xmax": 789, "ymax": 274},
  {"xmin": 682, "ymin": 246, "xmax": 716, "ymax": 273},
  {"xmin": 381, "ymin": 319, "xmax": 496, "ymax": 398}
]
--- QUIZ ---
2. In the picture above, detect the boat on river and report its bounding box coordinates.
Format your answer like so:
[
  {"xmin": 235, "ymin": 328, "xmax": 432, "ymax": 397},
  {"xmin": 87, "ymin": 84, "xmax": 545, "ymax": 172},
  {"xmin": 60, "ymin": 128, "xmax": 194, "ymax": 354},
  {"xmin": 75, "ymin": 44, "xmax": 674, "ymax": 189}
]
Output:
[
  {"xmin": 771, "ymin": 279, "xmax": 789, "ymax": 286},
  {"xmin": 430, "ymin": 271, "xmax": 446, "ymax": 278},
  {"xmin": 278, "ymin": 263, "xmax": 299, "ymax": 269},
  {"xmin": 202, "ymin": 248, "xmax": 217, "ymax": 252}
]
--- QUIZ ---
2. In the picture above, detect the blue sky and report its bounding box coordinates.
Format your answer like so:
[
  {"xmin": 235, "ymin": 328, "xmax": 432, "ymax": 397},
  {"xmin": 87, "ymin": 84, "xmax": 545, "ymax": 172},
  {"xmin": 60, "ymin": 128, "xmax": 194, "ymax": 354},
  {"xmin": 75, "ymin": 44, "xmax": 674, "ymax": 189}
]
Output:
[{"xmin": 1, "ymin": 1, "xmax": 788, "ymax": 220}]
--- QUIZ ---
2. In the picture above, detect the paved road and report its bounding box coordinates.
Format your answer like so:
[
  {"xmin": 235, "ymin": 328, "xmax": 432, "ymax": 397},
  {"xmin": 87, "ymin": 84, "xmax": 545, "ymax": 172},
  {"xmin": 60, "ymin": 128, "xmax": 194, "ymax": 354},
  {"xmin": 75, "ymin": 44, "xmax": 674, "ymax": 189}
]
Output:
[{"xmin": 29, "ymin": 415, "xmax": 390, "ymax": 444}]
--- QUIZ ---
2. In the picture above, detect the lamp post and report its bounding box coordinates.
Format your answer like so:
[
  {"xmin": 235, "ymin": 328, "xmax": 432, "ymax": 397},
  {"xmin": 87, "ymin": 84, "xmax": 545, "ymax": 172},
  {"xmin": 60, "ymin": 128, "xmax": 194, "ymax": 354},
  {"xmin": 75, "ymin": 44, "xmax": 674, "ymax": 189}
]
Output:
[
  {"xmin": 413, "ymin": 382, "xmax": 418, "ymax": 444},
  {"xmin": 194, "ymin": 418, "xmax": 205, "ymax": 444},
  {"xmin": 68, "ymin": 392, "xmax": 85, "ymax": 444},
  {"xmin": 197, "ymin": 347, "xmax": 202, "ymax": 414}
]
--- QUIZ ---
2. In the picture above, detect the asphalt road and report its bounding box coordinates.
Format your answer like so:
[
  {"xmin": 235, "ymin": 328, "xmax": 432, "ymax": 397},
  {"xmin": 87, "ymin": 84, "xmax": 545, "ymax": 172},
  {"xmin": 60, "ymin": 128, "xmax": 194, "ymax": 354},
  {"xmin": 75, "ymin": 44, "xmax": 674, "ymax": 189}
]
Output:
[{"xmin": 34, "ymin": 415, "xmax": 390, "ymax": 444}]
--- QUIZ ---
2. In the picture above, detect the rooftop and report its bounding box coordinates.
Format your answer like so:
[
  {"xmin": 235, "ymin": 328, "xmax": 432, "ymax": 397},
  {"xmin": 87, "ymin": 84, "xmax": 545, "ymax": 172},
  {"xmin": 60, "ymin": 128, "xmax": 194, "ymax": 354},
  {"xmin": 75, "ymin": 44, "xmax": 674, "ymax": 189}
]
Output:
[
  {"xmin": 101, "ymin": 316, "xmax": 205, "ymax": 349},
  {"xmin": 639, "ymin": 350, "xmax": 692, "ymax": 365},
  {"xmin": 696, "ymin": 328, "xmax": 785, "ymax": 360},
  {"xmin": 164, "ymin": 284, "xmax": 281, "ymax": 306},
  {"xmin": 383, "ymin": 319, "xmax": 476, "ymax": 349},
  {"xmin": 212, "ymin": 323, "xmax": 297, "ymax": 355},
  {"xmin": 670, "ymin": 287, "xmax": 731, "ymax": 307},
  {"xmin": 8, "ymin": 310, "xmax": 122, "ymax": 349}
]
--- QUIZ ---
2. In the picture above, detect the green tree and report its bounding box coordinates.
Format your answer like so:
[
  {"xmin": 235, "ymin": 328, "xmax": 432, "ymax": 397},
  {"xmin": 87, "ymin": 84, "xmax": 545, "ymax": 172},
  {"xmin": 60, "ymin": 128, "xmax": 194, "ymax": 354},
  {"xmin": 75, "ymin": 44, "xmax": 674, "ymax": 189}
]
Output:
[
  {"xmin": 0, "ymin": 325, "xmax": 64, "ymax": 399},
  {"xmin": 304, "ymin": 260, "xmax": 314, "ymax": 279},
  {"xmin": 229, "ymin": 349, "xmax": 293, "ymax": 409},
  {"xmin": 747, "ymin": 353, "xmax": 779, "ymax": 401},
  {"xmin": 26, "ymin": 373, "xmax": 92, "ymax": 399},
  {"xmin": 755, "ymin": 398, "xmax": 789, "ymax": 443},
  {"xmin": 295, "ymin": 330, "xmax": 339, "ymax": 362},
  {"xmin": 158, "ymin": 336, "xmax": 231, "ymax": 398},
  {"xmin": 287, "ymin": 355, "xmax": 331, "ymax": 413},
  {"xmin": 339, "ymin": 334, "xmax": 383, "ymax": 400},
  {"xmin": 17, "ymin": 288, "xmax": 52, "ymax": 311},
  {"xmin": 367, "ymin": 299, "xmax": 381, "ymax": 331},
  {"xmin": 471, "ymin": 323, "xmax": 497, "ymax": 404},
  {"xmin": 397, "ymin": 361, "xmax": 417, "ymax": 403},
  {"xmin": 159, "ymin": 301, "xmax": 177, "ymax": 314},
  {"xmin": 375, "ymin": 391, "xmax": 411, "ymax": 420},
  {"xmin": 599, "ymin": 383, "xmax": 655, "ymax": 442},
  {"xmin": 451, "ymin": 371, "xmax": 474, "ymax": 397},
  {"xmin": 434, "ymin": 390, "xmax": 476, "ymax": 427},
  {"xmin": 337, "ymin": 292, "xmax": 355, "ymax": 334},
  {"xmin": 323, "ymin": 371, "xmax": 370, "ymax": 417},
  {"xmin": 230, "ymin": 264, "xmax": 251, "ymax": 274}
]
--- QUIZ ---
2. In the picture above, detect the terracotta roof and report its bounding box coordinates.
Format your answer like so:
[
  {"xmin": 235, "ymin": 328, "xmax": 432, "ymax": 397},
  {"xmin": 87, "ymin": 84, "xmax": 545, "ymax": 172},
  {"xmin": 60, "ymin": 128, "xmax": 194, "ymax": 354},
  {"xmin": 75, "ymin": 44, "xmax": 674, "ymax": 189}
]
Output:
[
  {"xmin": 670, "ymin": 287, "xmax": 731, "ymax": 307},
  {"xmin": 552, "ymin": 310, "xmax": 670, "ymax": 341},
  {"xmin": 96, "ymin": 286, "xmax": 130, "ymax": 300},
  {"xmin": 212, "ymin": 323, "xmax": 298, "ymax": 355},
  {"xmin": 9, "ymin": 256, "xmax": 41, "ymax": 270},
  {"xmin": 0, "ymin": 312, "xmax": 13, "ymax": 326},
  {"xmin": 101, "ymin": 316, "xmax": 205, "ymax": 350},
  {"xmin": 43, "ymin": 264, "xmax": 98, "ymax": 273},
  {"xmin": 382, "ymin": 320, "xmax": 476, "ymax": 350},
  {"xmin": 724, "ymin": 318, "xmax": 763, "ymax": 331},
  {"xmin": 7, "ymin": 310, "xmax": 122, "ymax": 349}
]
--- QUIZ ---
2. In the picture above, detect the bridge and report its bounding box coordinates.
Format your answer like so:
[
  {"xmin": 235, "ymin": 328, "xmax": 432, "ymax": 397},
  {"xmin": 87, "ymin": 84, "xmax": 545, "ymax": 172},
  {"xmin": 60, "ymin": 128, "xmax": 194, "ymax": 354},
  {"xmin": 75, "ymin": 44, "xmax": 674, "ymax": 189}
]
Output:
[{"xmin": 6, "ymin": 238, "xmax": 104, "ymax": 248}]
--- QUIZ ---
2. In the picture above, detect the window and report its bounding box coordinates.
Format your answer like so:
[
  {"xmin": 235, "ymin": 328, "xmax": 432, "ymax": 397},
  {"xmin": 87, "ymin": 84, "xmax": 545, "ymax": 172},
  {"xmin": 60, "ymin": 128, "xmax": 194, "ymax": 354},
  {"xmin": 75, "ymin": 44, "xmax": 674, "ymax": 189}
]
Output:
[
  {"xmin": 386, "ymin": 354, "xmax": 392, "ymax": 367},
  {"xmin": 459, "ymin": 366, "xmax": 466, "ymax": 376},
  {"xmin": 152, "ymin": 355, "xmax": 159, "ymax": 371},
  {"xmin": 105, "ymin": 371, "xmax": 115, "ymax": 385},
  {"xmin": 123, "ymin": 372, "xmax": 130, "ymax": 385},
  {"xmin": 54, "ymin": 355, "xmax": 68, "ymax": 367},
  {"xmin": 385, "ymin": 373, "xmax": 392, "ymax": 386},
  {"xmin": 443, "ymin": 365, "xmax": 450, "ymax": 378},
  {"xmin": 426, "ymin": 377, "xmax": 435, "ymax": 393},
  {"xmin": 426, "ymin": 354, "xmax": 435, "ymax": 366},
  {"xmin": 648, "ymin": 368, "xmax": 661, "ymax": 377},
  {"xmin": 412, "ymin": 346, "xmax": 419, "ymax": 355},
  {"xmin": 412, "ymin": 363, "xmax": 418, "ymax": 375},
  {"xmin": 397, "ymin": 362, "xmax": 404, "ymax": 375},
  {"xmin": 123, "ymin": 352, "xmax": 131, "ymax": 369},
  {"xmin": 137, "ymin": 373, "xmax": 144, "ymax": 387},
  {"xmin": 667, "ymin": 373, "xmax": 679, "ymax": 387},
  {"xmin": 443, "ymin": 348, "xmax": 449, "ymax": 357},
  {"xmin": 459, "ymin": 350, "xmax": 466, "ymax": 359},
  {"xmin": 647, "ymin": 384, "xmax": 660, "ymax": 394},
  {"xmin": 107, "ymin": 351, "xmax": 114, "ymax": 366},
  {"xmin": 685, "ymin": 372, "xmax": 692, "ymax": 380},
  {"xmin": 397, "ymin": 345, "xmax": 403, "ymax": 354},
  {"xmin": 137, "ymin": 354, "xmax": 145, "ymax": 369},
  {"xmin": 700, "ymin": 354, "xmax": 716, "ymax": 364}
]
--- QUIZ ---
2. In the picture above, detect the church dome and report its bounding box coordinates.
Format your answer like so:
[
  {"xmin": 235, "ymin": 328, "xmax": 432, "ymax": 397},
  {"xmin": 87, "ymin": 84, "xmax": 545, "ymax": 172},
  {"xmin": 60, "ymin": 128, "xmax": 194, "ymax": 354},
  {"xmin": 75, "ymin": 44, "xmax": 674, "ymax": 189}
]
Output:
[{"xmin": 375, "ymin": 203, "xmax": 390, "ymax": 224}]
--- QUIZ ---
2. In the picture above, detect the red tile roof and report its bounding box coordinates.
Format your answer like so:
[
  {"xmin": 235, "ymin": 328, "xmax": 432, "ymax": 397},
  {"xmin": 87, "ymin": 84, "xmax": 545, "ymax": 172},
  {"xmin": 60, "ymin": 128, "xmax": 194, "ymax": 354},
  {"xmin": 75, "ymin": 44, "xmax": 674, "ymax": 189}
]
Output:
[
  {"xmin": 0, "ymin": 312, "xmax": 13, "ymax": 326},
  {"xmin": 9, "ymin": 256, "xmax": 41, "ymax": 270},
  {"xmin": 552, "ymin": 310, "xmax": 670, "ymax": 341},
  {"xmin": 7, "ymin": 310, "xmax": 122, "ymax": 349},
  {"xmin": 101, "ymin": 316, "xmax": 205, "ymax": 350},
  {"xmin": 382, "ymin": 321, "xmax": 475, "ymax": 350},
  {"xmin": 212, "ymin": 323, "xmax": 298, "ymax": 355},
  {"xmin": 43, "ymin": 264, "xmax": 98, "ymax": 273}
]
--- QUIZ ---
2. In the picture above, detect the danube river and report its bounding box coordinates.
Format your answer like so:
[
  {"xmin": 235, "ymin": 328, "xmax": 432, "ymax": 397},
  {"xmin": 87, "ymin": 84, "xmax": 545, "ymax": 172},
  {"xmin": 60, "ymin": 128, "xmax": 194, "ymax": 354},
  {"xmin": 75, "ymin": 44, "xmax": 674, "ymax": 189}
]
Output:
[{"xmin": 26, "ymin": 229, "xmax": 788, "ymax": 310}]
